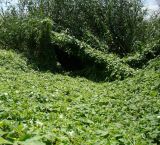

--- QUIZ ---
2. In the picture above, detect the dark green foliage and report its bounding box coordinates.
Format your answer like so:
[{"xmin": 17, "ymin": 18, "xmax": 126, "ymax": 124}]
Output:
[
  {"xmin": 0, "ymin": 15, "xmax": 57, "ymax": 70},
  {"xmin": 106, "ymin": 0, "xmax": 145, "ymax": 56},
  {"xmin": 144, "ymin": 12, "xmax": 160, "ymax": 43},
  {"xmin": 0, "ymin": 12, "xmax": 25, "ymax": 50},
  {"xmin": 26, "ymin": 18, "xmax": 56, "ymax": 70},
  {"xmin": 17, "ymin": 0, "xmax": 145, "ymax": 55},
  {"xmin": 124, "ymin": 40, "xmax": 160, "ymax": 68},
  {"xmin": 0, "ymin": 0, "xmax": 159, "ymax": 80},
  {"xmin": 51, "ymin": 32, "xmax": 134, "ymax": 81},
  {"xmin": 40, "ymin": 19, "xmax": 56, "ymax": 70}
]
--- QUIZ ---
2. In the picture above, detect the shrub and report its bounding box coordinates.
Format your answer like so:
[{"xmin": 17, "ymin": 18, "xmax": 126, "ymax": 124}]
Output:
[
  {"xmin": 51, "ymin": 32, "xmax": 134, "ymax": 81},
  {"xmin": 0, "ymin": 10, "xmax": 25, "ymax": 50},
  {"xmin": 124, "ymin": 40, "xmax": 160, "ymax": 68},
  {"xmin": 106, "ymin": 0, "xmax": 145, "ymax": 56},
  {"xmin": 0, "ymin": 14, "xmax": 57, "ymax": 70},
  {"xmin": 25, "ymin": 18, "xmax": 57, "ymax": 70},
  {"xmin": 17, "ymin": 0, "xmax": 145, "ymax": 56}
]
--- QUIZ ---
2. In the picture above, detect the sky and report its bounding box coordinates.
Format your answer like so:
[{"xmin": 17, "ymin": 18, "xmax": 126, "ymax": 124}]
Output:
[
  {"xmin": 156, "ymin": 0, "xmax": 160, "ymax": 6},
  {"xmin": 144, "ymin": 0, "xmax": 159, "ymax": 13}
]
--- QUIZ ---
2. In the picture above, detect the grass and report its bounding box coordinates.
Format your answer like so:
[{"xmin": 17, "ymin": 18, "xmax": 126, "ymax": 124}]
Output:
[{"xmin": 0, "ymin": 49, "xmax": 160, "ymax": 144}]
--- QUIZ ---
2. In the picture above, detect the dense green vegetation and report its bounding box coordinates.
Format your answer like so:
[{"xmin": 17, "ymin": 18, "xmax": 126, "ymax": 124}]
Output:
[
  {"xmin": 0, "ymin": 49, "xmax": 160, "ymax": 144},
  {"xmin": 0, "ymin": 0, "xmax": 160, "ymax": 144}
]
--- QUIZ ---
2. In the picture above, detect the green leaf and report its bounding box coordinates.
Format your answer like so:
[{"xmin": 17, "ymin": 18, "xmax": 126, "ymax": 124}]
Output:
[
  {"xmin": 0, "ymin": 130, "xmax": 7, "ymax": 136},
  {"xmin": 0, "ymin": 137, "xmax": 12, "ymax": 144},
  {"xmin": 22, "ymin": 140, "xmax": 45, "ymax": 145},
  {"xmin": 21, "ymin": 136, "xmax": 45, "ymax": 145}
]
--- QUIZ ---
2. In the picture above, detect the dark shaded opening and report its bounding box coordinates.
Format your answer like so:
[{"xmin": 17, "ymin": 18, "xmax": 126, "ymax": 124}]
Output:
[{"xmin": 55, "ymin": 47, "xmax": 85, "ymax": 71}]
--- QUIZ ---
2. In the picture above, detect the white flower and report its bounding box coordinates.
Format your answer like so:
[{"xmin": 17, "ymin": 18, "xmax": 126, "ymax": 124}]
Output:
[
  {"xmin": 157, "ymin": 116, "xmax": 160, "ymax": 119},
  {"xmin": 36, "ymin": 121, "xmax": 43, "ymax": 127},
  {"xmin": 68, "ymin": 131, "xmax": 74, "ymax": 137},
  {"xmin": 32, "ymin": 86, "xmax": 35, "ymax": 89},
  {"xmin": 15, "ymin": 90, "xmax": 19, "ymax": 94},
  {"xmin": 4, "ymin": 93, "xmax": 8, "ymax": 96},
  {"xmin": 59, "ymin": 114, "xmax": 63, "ymax": 119},
  {"xmin": 67, "ymin": 107, "xmax": 71, "ymax": 111}
]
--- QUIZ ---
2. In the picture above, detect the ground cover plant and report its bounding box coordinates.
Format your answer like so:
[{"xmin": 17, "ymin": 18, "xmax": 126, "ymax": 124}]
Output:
[
  {"xmin": 0, "ymin": 49, "xmax": 160, "ymax": 145},
  {"xmin": 0, "ymin": 0, "xmax": 160, "ymax": 144}
]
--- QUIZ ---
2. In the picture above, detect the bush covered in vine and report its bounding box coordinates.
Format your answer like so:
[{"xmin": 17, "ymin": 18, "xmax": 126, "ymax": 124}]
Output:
[{"xmin": 0, "ymin": 0, "xmax": 159, "ymax": 81}]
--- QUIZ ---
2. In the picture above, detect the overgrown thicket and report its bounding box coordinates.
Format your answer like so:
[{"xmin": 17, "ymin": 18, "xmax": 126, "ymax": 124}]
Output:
[
  {"xmin": 0, "ymin": 0, "xmax": 159, "ymax": 81},
  {"xmin": 51, "ymin": 32, "xmax": 134, "ymax": 81},
  {"xmin": 17, "ymin": 0, "xmax": 147, "ymax": 55},
  {"xmin": 0, "ymin": 1, "xmax": 160, "ymax": 144}
]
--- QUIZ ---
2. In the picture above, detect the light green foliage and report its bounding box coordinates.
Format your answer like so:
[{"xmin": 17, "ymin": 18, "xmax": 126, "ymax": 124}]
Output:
[
  {"xmin": 0, "ymin": 49, "xmax": 159, "ymax": 145},
  {"xmin": 0, "ymin": 49, "xmax": 32, "ymax": 71}
]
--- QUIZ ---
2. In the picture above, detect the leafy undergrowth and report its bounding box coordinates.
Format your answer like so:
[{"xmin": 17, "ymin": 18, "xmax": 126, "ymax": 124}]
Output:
[
  {"xmin": 0, "ymin": 49, "xmax": 160, "ymax": 145},
  {"xmin": 51, "ymin": 32, "xmax": 134, "ymax": 81},
  {"xmin": 123, "ymin": 40, "xmax": 160, "ymax": 68},
  {"xmin": 0, "ymin": 49, "xmax": 33, "ymax": 72}
]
